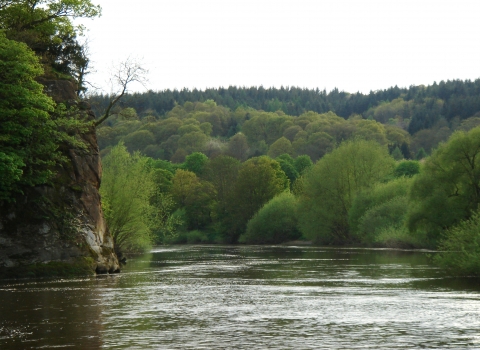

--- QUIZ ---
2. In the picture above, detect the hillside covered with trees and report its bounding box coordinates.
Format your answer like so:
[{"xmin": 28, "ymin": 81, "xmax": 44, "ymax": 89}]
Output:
[
  {"xmin": 92, "ymin": 80, "xmax": 480, "ymax": 165},
  {"xmin": 96, "ymin": 90, "xmax": 480, "ymax": 276}
]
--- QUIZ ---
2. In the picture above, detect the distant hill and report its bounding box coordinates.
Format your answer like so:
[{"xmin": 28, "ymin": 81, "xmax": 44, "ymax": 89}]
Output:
[{"xmin": 92, "ymin": 80, "xmax": 480, "ymax": 163}]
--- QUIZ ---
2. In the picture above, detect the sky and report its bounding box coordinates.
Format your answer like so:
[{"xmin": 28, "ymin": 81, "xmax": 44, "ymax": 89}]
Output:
[{"xmin": 77, "ymin": 0, "xmax": 480, "ymax": 95}]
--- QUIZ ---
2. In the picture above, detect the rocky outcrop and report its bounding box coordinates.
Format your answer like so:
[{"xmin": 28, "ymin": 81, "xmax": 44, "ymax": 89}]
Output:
[{"xmin": 0, "ymin": 79, "xmax": 120, "ymax": 275}]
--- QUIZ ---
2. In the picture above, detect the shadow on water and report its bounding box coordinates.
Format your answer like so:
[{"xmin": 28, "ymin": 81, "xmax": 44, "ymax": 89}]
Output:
[{"xmin": 0, "ymin": 277, "xmax": 106, "ymax": 349}]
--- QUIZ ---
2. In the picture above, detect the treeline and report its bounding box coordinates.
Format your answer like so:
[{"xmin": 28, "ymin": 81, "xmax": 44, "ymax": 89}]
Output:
[
  {"xmin": 90, "ymin": 79, "xmax": 480, "ymax": 134},
  {"xmin": 101, "ymin": 126, "xmax": 480, "ymax": 276},
  {"xmin": 100, "ymin": 144, "xmax": 311, "ymax": 251}
]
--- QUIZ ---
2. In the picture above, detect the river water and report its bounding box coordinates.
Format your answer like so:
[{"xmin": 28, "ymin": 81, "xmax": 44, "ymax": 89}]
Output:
[{"xmin": 1, "ymin": 245, "xmax": 480, "ymax": 349}]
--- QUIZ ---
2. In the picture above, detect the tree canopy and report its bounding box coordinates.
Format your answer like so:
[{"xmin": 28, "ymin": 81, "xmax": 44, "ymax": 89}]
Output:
[
  {"xmin": 407, "ymin": 126, "xmax": 480, "ymax": 241},
  {"xmin": 298, "ymin": 139, "xmax": 395, "ymax": 244}
]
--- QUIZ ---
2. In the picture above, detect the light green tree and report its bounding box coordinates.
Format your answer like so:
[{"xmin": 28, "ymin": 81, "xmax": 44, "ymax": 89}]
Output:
[
  {"xmin": 100, "ymin": 143, "xmax": 155, "ymax": 253},
  {"xmin": 348, "ymin": 177, "xmax": 417, "ymax": 246},
  {"xmin": 267, "ymin": 137, "xmax": 293, "ymax": 158},
  {"xmin": 240, "ymin": 192, "xmax": 301, "ymax": 244},
  {"xmin": 298, "ymin": 139, "xmax": 395, "ymax": 244}
]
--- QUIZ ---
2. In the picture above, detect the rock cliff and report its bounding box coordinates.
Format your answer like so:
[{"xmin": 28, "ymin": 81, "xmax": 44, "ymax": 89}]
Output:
[{"xmin": 0, "ymin": 79, "xmax": 120, "ymax": 275}]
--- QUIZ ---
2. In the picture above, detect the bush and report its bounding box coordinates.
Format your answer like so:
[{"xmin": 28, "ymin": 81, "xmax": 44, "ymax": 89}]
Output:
[
  {"xmin": 356, "ymin": 196, "xmax": 409, "ymax": 245},
  {"xmin": 239, "ymin": 192, "xmax": 301, "ymax": 244},
  {"xmin": 100, "ymin": 143, "xmax": 156, "ymax": 253},
  {"xmin": 434, "ymin": 210, "xmax": 480, "ymax": 276},
  {"xmin": 348, "ymin": 178, "xmax": 412, "ymax": 240},
  {"xmin": 374, "ymin": 226, "xmax": 427, "ymax": 249},
  {"xmin": 186, "ymin": 230, "xmax": 210, "ymax": 244}
]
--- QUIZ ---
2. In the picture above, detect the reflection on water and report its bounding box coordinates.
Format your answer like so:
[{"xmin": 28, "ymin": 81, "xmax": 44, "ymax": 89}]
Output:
[{"xmin": 1, "ymin": 246, "xmax": 480, "ymax": 349}]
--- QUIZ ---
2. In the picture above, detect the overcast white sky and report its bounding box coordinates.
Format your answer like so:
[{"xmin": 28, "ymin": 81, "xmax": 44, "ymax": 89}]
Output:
[{"xmin": 78, "ymin": 0, "xmax": 480, "ymax": 95}]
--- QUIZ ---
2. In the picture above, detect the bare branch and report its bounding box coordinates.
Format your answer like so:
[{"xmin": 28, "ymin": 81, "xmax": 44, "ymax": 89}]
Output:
[{"xmin": 94, "ymin": 57, "xmax": 148, "ymax": 127}]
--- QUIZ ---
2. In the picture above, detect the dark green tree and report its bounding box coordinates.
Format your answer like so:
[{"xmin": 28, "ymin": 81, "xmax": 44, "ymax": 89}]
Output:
[
  {"xmin": 182, "ymin": 152, "xmax": 208, "ymax": 176},
  {"xmin": 225, "ymin": 156, "xmax": 288, "ymax": 242},
  {"xmin": 0, "ymin": 34, "xmax": 57, "ymax": 201},
  {"xmin": 415, "ymin": 147, "xmax": 427, "ymax": 160},
  {"xmin": 293, "ymin": 155, "xmax": 313, "ymax": 175},
  {"xmin": 394, "ymin": 160, "xmax": 420, "ymax": 178}
]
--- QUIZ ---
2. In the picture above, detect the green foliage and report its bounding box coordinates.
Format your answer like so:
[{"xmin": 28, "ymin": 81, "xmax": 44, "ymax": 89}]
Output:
[
  {"xmin": 267, "ymin": 136, "xmax": 293, "ymax": 158},
  {"xmin": 123, "ymin": 129, "xmax": 155, "ymax": 152},
  {"xmin": 374, "ymin": 225, "xmax": 427, "ymax": 249},
  {"xmin": 0, "ymin": 34, "xmax": 58, "ymax": 201},
  {"xmin": 182, "ymin": 152, "xmax": 208, "ymax": 176},
  {"xmin": 151, "ymin": 168, "xmax": 173, "ymax": 193},
  {"xmin": 349, "ymin": 177, "xmax": 413, "ymax": 241},
  {"xmin": 275, "ymin": 154, "xmax": 299, "ymax": 188},
  {"xmin": 204, "ymin": 155, "xmax": 240, "ymax": 219},
  {"xmin": 90, "ymin": 80, "xmax": 480, "ymax": 131},
  {"xmin": 356, "ymin": 196, "xmax": 409, "ymax": 245},
  {"xmin": 394, "ymin": 160, "xmax": 420, "ymax": 178},
  {"xmin": 185, "ymin": 230, "xmax": 210, "ymax": 244},
  {"xmin": 224, "ymin": 156, "xmax": 289, "ymax": 242},
  {"xmin": 240, "ymin": 192, "xmax": 301, "ymax": 244},
  {"xmin": 171, "ymin": 169, "xmax": 216, "ymax": 230},
  {"xmin": 434, "ymin": 210, "xmax": 480, "ymax": 276},
  {"xmin": 298, "ymin": 139, "xmax": 395, "ymax": 244},
  {"xmin": 148, "ymin": 158, "xmax": 176, "ymax": 174},
  {"xmin": 1, "ymin": 0, "xmax": 101, "ymax": 82},
  {"xmin": 293, "ymin": 155, "xmax": 313, "ymax": 175},
  {"xmin": 226, "ymin": 132, "xmax": 249, "ymax": 161},
  {"xmin": 100, "ymin": 143, "xmax": 155, "ymax": 253},
  {"xmin": 177, "ymin": 131, "xmax": 208, "ymax": 153},
  {"xmin": 148, "ymin": 167, "xmax": 181, "ymax": 244},
  {"xmin": 407, "ymin": 127, "xmax": 480, "ymax": 242},
  {"xmin": 183, "ymin": 180, "xmax": 216, "ymax": 230},
  {"xmin": 171, "ymin": 169, "xmax": 197, "ymax": 207},
  {"xmin": 391, "ymin": 146, "xmax": 403, "ymax": 160},
  {"xmin": 415, "ymin": 147, "xmax": 427, "ymax": 160}
]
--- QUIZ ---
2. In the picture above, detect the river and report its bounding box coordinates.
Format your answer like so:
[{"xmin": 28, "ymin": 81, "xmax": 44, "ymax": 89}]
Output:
[{"xmin": 1, "ymin": 245, "xmax": 480, "ymax": 349}]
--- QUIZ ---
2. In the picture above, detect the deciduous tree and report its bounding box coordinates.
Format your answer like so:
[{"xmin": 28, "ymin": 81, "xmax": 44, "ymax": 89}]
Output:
[
  {"xmin": 100, "ymin": 143, "xmax": 155, "ymax": 253},
  {"xmin": 298, "ymin": 140, "xmax": 395, "ymax": 244},
  {"xmin": 407, "ymin": 127, "xmax": 480, "ymax": 242}
]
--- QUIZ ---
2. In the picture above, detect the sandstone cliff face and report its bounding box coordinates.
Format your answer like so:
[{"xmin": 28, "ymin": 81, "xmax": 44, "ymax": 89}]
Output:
[{"xmin": 0, "ymin": 80, "xmax": 120, "ymax": 274}]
